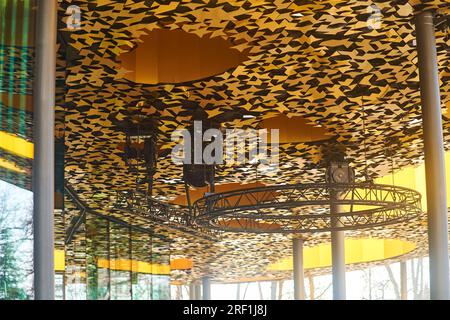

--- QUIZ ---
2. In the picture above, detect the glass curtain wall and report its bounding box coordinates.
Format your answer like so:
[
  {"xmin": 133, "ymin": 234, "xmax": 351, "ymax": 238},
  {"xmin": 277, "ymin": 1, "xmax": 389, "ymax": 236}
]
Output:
[
  {"xmin": 61, "ymin": 211, "xmax": 170, "ymax": 300},
  {"xmin": 152, "ymin": 237, "xmax": 171, "ymax": 300},
  {"xmin": 131, "ymin": 228, "xmax": 153, "ymax": 300},
  {"xmin": 0, "ymin": 0, "xmax": 36, "ymax": 300}
]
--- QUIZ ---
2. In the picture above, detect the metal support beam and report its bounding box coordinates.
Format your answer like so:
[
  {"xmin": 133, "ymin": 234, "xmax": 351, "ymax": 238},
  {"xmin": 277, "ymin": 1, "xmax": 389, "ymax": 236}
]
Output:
[
  {"xmin": 331, "ymin": 190, "xmax": 346, "ymax": 300},
  {"xmin": 33, "ymin": 0, "xmax": 57, "ymax": 300},
  {"xmin": 202, "ymin": 276, "xmax": 211, "ymax": 300},
  {"xmin": 293, "ymin": 238, "xmax": 306, "ymax": 300},
  {"xmin": 415, "ymin": 11, "xmax": 450, "ymax": 300},
  {"xmin": 401, "ymin": 261, "xmax": 408, "ymax": 300}
]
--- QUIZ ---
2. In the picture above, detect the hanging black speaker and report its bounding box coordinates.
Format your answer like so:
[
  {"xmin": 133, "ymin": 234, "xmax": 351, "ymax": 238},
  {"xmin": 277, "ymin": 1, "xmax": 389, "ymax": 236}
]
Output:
[
  {"xmin": 182, "ymin": 118, "xmax": 219, "ymax": 189},
  {"xmin": 183, "ymin": 163, "xmax": 215, "ymax": 188},
  {"xmin": 120, "ymin": 115, "xmax": 159, "ymax": 195}
]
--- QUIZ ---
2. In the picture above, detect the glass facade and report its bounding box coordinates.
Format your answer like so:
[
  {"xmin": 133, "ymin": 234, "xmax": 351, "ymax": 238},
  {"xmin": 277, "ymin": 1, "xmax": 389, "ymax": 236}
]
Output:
[
  {"xmin": 0, "ymin": 0, "xmax": 36, "ymax": 300},
  {"xmin": 53, "ymin": 0, "xmax": 172, "ymax": 301},
  {"xmin": 58, "ymin": 211, "xmax": 171, "ymax": 300},
  {"xmin": 0, "ymin": 0, "xmax": 171, "ymax": 300}
]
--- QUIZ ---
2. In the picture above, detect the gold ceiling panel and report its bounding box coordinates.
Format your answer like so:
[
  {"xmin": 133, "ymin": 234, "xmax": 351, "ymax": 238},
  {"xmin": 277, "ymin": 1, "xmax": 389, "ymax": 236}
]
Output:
[
  {"xmin": 118, "ymin": 28, "xmax": 250, "ymax": 84},
  {"xmin": 58, "ymin": 0, "xmax": 450, "ymax": 282}
]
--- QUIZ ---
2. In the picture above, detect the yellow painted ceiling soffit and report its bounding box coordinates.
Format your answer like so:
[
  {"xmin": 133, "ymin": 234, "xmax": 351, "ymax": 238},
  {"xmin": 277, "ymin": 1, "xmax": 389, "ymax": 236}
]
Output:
[
  {"xmin": 55, "ymin": 250, "xmax": 172, "ymax": 275},
  {"xmin": 54, "ymin": 250, "xmax": 65, "ymax": 272},
  {"xmin": 0, "ymin": 131, "xmax": 34, "ymax": 159},
  {"xmin": 267, "ymin": 238, "xmax": 416, "ymax": 271},
  {"xmin": 0, "ymin": 158, "xmax": 26, "ymax": 173},
  {"xmin": 372, "ymin": 152, "xmax": 450, "ymax": 212},
  {"xmin": 97, "ymin": 258, "xmax": 170, "ymax": 275}
]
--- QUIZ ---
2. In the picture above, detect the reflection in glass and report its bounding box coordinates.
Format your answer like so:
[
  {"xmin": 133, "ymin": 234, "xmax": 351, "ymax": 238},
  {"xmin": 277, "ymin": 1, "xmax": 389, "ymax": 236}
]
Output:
[
  {"xmin": 0, "ymin": 180, "xmax": 33, "ymax": 299},
  {"xmin": 152, "ymin": 237, "xmax": 171, "ymax": 300},
  {"xmin": 131, "ymin": 229, "xmax": 152, "ymax": 300},
  {"xmin": 86, "ymin": 215, "xmax": 110, "ymax": 300},
  {"xmin": 109, "ymin": 223, "xmax": 131, "ymax": 300},
  {"xmin": 64, "ymin": 220, "xmax": 87, "ymax": 300},
  {"xmin": 61, "ymin": 208, "xmax": 171, "ymax": 300},
  {"xmin": 0, "ymin": 0, "xmax": 36, "ymax": 301}
]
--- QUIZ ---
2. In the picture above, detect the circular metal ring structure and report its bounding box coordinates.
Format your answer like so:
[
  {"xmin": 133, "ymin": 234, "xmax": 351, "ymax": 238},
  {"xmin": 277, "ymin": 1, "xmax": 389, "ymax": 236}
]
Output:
[{"xmin": 193, "ymin": 183, "xmax": 422, "ymax": 233}]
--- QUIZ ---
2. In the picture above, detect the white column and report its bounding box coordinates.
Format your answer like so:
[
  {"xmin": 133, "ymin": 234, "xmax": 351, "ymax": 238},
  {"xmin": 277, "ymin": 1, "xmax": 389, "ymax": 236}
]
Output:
[
  {"xmin": 415, "ymin": 11, "xmax": 450, "ymax": 300},
  {"xmin": 401, "ymin": 261, "xmax": 408, "ymax": 300},
  {"xmin": 331, "ymin": 190, "xmax": 346, "ymax": 300},
  {"xmin": 33, "ymin": 0, "xmax": 57, "ymax": 300},
  {"xmin": 202, "ymin": 276, "xmax": 211, "ymax": 300},
  {"xmin": 293, "ymin": 238, "xmax": 306, "ymax": 300}
]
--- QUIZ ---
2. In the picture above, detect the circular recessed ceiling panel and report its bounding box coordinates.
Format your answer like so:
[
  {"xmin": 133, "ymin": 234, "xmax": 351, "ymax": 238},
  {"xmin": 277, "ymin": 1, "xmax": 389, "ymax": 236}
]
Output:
[
  {"xmin": 260, "ymin": 114, "xmax": 333, "ymax": 143},
  {"xmin": 170, "ymin": 258, "xmax": 194, "ymax": 270},
  {"xmin": 118, "ymin": 29, "xmax": 250, "ymax": 85}
]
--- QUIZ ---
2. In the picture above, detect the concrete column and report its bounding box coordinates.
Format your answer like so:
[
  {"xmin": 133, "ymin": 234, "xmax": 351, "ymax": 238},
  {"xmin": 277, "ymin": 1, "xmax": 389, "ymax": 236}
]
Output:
[
  {"xmin": 33, "ymin": 0, "xmax": 57, "ymax": 300},
  {"xmin": 189, "ymin": 282, "xmax": 196, "ymax": 300},
  {"xmin": 270, "ymin": 281, "xmax": 277, "ymax": 300},
  {"xmin": 195, "ymin": 283, "xmax": 202, "ymax": 300},
  {"xmin": 331, "ymin": 190, "xmax": 346, "ymax": 300},
  {"xmin": 236, "ymin": 283, "xmax": 241, "ymax": 300},
  {"xmin": 293, "ymin": 238, "xmax": 306, "ymax": 300},
  {"xmin": 202, "ymin": 276, "xmax": 211, "ymax": 300},
  {"xmin": 308, "ymin": 275, "xmax": 315, "ymax": 300},
  {"xmin": 401, "ymin": 261, "xmax": 408, "ymax": 300},
  {"xmin": 415, "ymin": 11, "xmax": 450, "ymax": 300},
  {"xmin": 189, "ymin": 282, "xmax": 202, "ymax": 300}
]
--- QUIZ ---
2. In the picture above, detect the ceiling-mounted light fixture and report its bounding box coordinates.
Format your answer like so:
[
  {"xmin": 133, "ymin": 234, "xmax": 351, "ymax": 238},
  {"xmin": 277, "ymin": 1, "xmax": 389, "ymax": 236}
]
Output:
[
  {"xmin": 291, "ymin": 12, "xmax": 304, "ymax": 18},
  {"xmin": 407, "ymin": 118, "xmax": 421, "ymax": 128}
]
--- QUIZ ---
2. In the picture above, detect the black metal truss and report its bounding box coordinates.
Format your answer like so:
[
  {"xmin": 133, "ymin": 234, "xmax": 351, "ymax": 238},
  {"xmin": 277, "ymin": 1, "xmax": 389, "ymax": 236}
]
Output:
[
  {"xmin": 64, "ymin": 184, "xmax": 167, "ymax": 244},
  {"xmin": 192, "ymin": 183, "xmax": 423, "ymax": 234},
  {"xmin": 114, "ymin": 190, "xmax": 218, "ymax": 241}
]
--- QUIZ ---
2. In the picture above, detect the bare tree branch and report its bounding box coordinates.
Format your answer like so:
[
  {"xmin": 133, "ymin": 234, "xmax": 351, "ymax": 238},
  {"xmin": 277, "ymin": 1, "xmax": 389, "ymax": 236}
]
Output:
[{"xmin": 385, "ymin": 264, "xmax": 400, "ymax": 300}]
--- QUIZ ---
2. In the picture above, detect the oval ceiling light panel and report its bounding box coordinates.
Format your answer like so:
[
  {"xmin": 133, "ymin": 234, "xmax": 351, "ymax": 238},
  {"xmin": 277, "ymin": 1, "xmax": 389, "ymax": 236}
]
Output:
[
  {"xmin": 118, "ymin": 29, "xmax": 250, "ymax": 84},
  {"xmin": 260, "ymin": 114, "xmax": 333, "ymax": 143}
]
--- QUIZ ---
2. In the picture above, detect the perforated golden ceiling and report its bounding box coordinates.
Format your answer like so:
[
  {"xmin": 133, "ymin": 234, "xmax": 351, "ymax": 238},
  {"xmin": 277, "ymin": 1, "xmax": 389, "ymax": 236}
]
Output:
[{"xmin": 58, "ymin": 0, "xmax": 450, "ymax": 282}]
